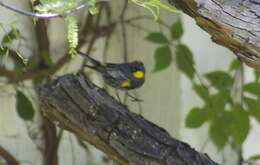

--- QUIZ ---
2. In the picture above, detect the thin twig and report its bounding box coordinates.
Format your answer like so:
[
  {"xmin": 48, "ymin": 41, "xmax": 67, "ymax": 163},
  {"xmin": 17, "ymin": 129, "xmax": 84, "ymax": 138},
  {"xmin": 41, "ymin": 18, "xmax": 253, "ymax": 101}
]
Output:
[
  {"xmin": 0, "ymin": 3, "xmax": 114, "ymax": 82},
  {"xmin": 125, "ymin": 22, "xmax": 151, "ymax": 32},
  {"xmin": 80, "ymin": 4, "xmax": 104, "ymax": 70},
  {"xmin": 0, "ymin": 0, "xmax": 110, "ymax": 19},
  {"xmin": 68, "ymin": 133, "xmax": 76, "ymax": 165},
  {"xmin": 0, "ymin": 54, "xmax": 69, "ymax": 82},
  {"xmin": 120, "ymin": 0, "xmax": 129, "ymax": 62},
  {"xmin": 102, "ymin": 2, "xmax": 112, "ymax": 63},
  {"xmin": 0, "ymin": 145, "xmax": 19, "ymax": 165},
  {"xmin": 0, "ymin": 1, "xmax": 88, "ymax": 19}
]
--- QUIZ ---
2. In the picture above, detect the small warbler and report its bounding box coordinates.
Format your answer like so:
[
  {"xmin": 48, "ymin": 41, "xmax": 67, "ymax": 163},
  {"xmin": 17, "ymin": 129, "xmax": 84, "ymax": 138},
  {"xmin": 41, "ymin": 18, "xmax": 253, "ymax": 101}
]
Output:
[{"xmin": 77, "ymin": 51, "xmax": 145, "ymax": 91}]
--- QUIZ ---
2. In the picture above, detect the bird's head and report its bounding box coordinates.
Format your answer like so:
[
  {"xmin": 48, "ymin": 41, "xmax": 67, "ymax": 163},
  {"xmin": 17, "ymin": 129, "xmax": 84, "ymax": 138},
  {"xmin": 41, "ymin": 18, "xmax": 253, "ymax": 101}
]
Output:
[{"xmin": 131, "ymin": 61, "xmax": 145, "ymax": 79}]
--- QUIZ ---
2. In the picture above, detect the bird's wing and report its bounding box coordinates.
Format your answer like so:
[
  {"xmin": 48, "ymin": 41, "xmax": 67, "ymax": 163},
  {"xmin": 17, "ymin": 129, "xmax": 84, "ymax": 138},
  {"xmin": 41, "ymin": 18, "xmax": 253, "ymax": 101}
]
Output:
[{"xmin": 105, "ymin": 65, "xmax": 128, "ymax": 80}]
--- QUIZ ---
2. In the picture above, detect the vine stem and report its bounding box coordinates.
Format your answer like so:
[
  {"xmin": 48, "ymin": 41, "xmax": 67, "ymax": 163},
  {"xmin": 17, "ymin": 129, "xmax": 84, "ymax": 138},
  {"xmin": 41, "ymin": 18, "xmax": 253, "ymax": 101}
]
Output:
[{"xmin": 0, "ymin": 0, "xmax": 109, "ymax": 19}]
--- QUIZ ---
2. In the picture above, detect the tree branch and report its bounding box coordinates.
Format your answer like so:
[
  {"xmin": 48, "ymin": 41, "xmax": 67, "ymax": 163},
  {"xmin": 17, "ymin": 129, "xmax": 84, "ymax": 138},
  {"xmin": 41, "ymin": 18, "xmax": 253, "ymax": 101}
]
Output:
[
  {"xmin": 0, "ymin": 145, "xmax": 19, "ymax": 165},
  {"xmin": 39, "ymin": 74, "xmax": 219, "ymax": 165},
  {"xmin": 0, "ymin": 54, "xmax": 69, "ymax": 82},
  {"xmin": 168, "ymin": 0, "xmax": 260, "ymax": 70}
]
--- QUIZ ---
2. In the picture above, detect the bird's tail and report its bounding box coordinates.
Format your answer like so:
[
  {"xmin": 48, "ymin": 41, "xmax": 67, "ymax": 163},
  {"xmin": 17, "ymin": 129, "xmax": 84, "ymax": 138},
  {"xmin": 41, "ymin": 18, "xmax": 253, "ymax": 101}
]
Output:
[{"xmin": 77, "ymin": 50, "xmax": 104, "ymax": 72}]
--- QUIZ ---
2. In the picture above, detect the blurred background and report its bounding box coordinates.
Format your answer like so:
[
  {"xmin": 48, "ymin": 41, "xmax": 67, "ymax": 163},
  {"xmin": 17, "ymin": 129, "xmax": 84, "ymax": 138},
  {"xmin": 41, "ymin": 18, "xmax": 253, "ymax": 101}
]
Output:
[{"xmin": 0, "ymin": 0, "xmax": 259, "ymax": 165}]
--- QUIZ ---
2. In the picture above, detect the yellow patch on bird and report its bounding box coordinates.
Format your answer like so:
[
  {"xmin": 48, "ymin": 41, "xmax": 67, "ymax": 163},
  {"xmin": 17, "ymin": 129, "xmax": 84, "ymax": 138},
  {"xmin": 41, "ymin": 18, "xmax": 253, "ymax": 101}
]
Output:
[
  {"xmin": 133, "ymin": 70, "xmax": 144, "ymax": 79},
  {"xmin": 121, "ymin": 80, "xmax": 131, "ymax": 88}
]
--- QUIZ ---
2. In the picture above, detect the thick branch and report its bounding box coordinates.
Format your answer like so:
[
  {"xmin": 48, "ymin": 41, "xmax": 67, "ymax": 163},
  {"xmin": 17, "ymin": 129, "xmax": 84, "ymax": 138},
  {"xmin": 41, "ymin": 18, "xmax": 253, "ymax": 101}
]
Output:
[
  {"xmin": 39, "ymin": 74, "xmax": 218, "ymax": 165},
  {"xmin": 168, "ymin": 0, "xmax": 260, "ymax": 70}
]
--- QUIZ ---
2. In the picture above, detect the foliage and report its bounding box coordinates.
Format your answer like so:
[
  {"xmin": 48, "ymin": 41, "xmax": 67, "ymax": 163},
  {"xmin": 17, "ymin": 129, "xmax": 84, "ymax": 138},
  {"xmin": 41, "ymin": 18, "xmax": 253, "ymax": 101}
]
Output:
[
  {"xmin": 0, "ymin": 26, "xmax": 35, "ymax": 120},
  {"xmin": 144, "ymin": 17, "xmax": 258, "ymax": 152},
  {"xmin": 176, "ymin": 44, "xmax": 195, "ymax": 79},
  {"xmin": 66, "ymin": 16, "xmax": 78, "ymax": 56},
  {"xmin": 36, "ymin": 0, "xmax": 94, "ymax": 13},
  {"xmin": 16, "ymin": 90, "xmax": 35, "ymax": 121},
  {"xmin": 248, "ymin": 154, "xmax": 260, "ymax": 161},
  {"xmin": 36, "ymin": 0, "xmax": 79, "ymax": 13},
  {"xmin": 130, "ymin": 0, "xmax": 178, "ymax": 20},
  {"xmin": 35, "ymin": 0, "xmax": 97, "ymax": 56},
  {"xmin": 181, "ymin": 57, "xmax": 257, "ymax": 150},
  {"xmin": 185, "ymin": 107, "xmax": 210, "ymax": 128},
  {"xmin": 170, "ymin": 19, "xmax": 183, "ymax": 39},
  {"xmin": 145, "ymin": 32, "xmax": 168, "ymax": 44},
  {"xmin": 1, "ymin": 26, "xmax": 20, "ymax": 44},
  {"xmin": 153, "ymin": 46, "xmax": 172, "ymax": 71},
  {"xmin": 35, "ymin": 0, "xmax": 178, "ymax": 56},
  {"xmin": 0, "ymin": 25, "xmax": 28, "ymax": 64},
  {"xmin": 183, "ymin": 58, "xmax": 259, "ymax": 150},
  {"xmin": 145, "ymin": 18, "xmax": 195, "ymax": 79}
]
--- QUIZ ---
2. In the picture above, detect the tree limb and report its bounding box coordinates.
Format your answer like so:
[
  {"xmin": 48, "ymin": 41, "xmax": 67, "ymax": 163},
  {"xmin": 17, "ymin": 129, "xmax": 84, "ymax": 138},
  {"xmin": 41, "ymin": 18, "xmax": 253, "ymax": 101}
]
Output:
[
  {"xmin": 168, "ymin": 0, "xmax": 260, "ymax": 70},
  {"xmin": 0, "ymin": 145, "xmax": 19, "ymax": 165},
  {"xmin": 39, "ymin": 74, "xmax": 219, "ymax": 165}
]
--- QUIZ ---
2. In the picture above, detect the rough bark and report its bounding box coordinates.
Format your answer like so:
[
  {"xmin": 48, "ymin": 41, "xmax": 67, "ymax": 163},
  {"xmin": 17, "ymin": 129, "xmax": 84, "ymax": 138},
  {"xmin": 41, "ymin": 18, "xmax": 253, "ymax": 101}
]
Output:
[
  {"xmin": 39, "ymin": 74, "xmax": 218, "ymax": 165},
  {"xmin": 168, "ymin": 0, "xmax": 260, "ymax": 70}
]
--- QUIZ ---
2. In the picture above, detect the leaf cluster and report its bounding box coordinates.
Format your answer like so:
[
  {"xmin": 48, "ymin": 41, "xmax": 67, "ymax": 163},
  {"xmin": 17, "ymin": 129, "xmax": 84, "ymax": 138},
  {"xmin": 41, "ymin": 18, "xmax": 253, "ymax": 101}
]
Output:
[
  {"xmin": 145, "ymin": 18, "xmax": 195, "ymax": 80},
  {"xmin": 144, "ymin": 18, "xmax": 260, "ymax": 151},
  {"xmin": 35, "ymin": 0, "xmax": 98, "ymax": 56},
  {"xmin": 131, "ymin": 0, "xmax": 178, "ymax": 20},
  {"xmin": 185, "ymin": 60, "xmax": 260, "ymax": 150}
]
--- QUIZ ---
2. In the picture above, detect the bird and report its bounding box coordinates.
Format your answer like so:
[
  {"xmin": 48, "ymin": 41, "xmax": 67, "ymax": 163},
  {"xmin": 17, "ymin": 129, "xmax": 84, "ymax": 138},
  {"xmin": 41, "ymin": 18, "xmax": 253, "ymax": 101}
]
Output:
[{"xmin": 77, "ymin": 51, "xmax": 145, "ymax": 101}]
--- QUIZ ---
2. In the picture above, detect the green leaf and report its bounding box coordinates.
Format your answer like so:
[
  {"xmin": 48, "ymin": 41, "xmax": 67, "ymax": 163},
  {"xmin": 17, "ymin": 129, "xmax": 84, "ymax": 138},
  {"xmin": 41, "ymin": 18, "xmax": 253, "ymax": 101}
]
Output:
[
  {"xmin": 0, "ymin": 46, "xmax": 8, "ymax": 55},
  {"xmin": 41, "ymin": 51, "xmax": 54, "ymax": 68},
  {"xmin": 208, "ymin": 90, "xmax": 230, "ymax": 114},
  {"xmin": 15, "ymin": 51, "xmax": 28, "ymax": 65},
  {"xmin": 185, "ymin": 107, "xmax": 209, "ymax": 128},
  {"xmin": 89, "ymin": 0, "xmax": 98, "ymax": 14},
  {"xmin": 193, "ymin": 83, "xmax": 209, "ymax": 101},
  {"xmin": 244, "ymin": 97, "xmax": 260, "ymax": 122},
  {"xmin": 254, "ymin": 70, "xmax": 260, "ymax": 82},
  {"xmin": 16, "ymin": 90, "xmax": 35, "ymax": 121},
  {"xmin": 1, "ymin": 28, "xmax": 20, "ymax": 44},
  {"xmin": 171, "ymin": 19, "xmax": 183, "ymax": 40},
  {"xmin": 153, "ymin": 45, "xmax": 172, "ymax": 72},
  {"xmin": 205, "ymin": 71, "xmax": 233, "ymax": 90},
  {"xmin": 35, "ymin": 1, "xmax": 78, "ymax": 14},
  {"xmin": 248, "ymin": 154, "xmax": 260, "ymax": 161},
  {"xmin": 151, "ymin": 0, "xmax": 179, "ymax": 13},
  {"xmin": 131, "ymin": 0, "xmax": 178, "ymax": 20},
  {"xmin": 176, "ymin": 44, "xmax": 195, "ymax": 79},
  {"xmin": 230, "ymin": 104, "xmax": 250, "ymax": 145},
  {"xmin": 229, "ymin": 59, "xmax": 241, "ymax": 71},
  {"xmin": 209, "ymin": 112, "xmax": 232, "ymax": 149},
  {"xmin": 244, "ymin": 82, "xmax": 260, "ymax": 96},
  {"xmin": 145, "ymin": 32, "xmax": 168, "ymax": 44},
  {"xmin": 131, "ymin": 0, "xmax": 160, "ymax": 20},
  {"xmin": 67, "ymin": 16, "xmax": 78, "ymax": 56}
]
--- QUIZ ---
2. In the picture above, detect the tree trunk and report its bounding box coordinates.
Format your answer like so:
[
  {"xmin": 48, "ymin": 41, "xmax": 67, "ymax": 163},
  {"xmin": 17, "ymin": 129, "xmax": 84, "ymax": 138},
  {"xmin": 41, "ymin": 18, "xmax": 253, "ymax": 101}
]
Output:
[
  {"xmin": 39, "ymin": 74, "xmax": 218, "ymax": 165},
  {"xmin": 168, "ymin": 0, "xmax": 260, "ymax": 70}
]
